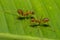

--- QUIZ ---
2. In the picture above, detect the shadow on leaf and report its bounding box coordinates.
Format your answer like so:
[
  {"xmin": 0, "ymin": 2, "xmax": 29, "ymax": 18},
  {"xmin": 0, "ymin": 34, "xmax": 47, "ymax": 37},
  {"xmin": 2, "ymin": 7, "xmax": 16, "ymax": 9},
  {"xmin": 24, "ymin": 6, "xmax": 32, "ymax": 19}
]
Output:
[
  {"xmin": 41, "ymin": 24, "xmax": 50, "ymax": 27},
  {"xmin": 17, "ymin": 17, "xmax": 25, "ymax": 20},
  {"xmin": 30, "ymin": 24, "xmax": 50, "ymax": 27}
]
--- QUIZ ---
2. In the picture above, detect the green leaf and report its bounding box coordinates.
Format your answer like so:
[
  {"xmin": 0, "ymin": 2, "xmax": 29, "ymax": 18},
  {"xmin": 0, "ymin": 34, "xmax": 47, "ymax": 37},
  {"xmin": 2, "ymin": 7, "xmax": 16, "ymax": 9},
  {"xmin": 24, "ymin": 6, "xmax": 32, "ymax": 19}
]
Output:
[{"xmin": 0, "ymin": 0, "xmax": 60, "ymax": 40}]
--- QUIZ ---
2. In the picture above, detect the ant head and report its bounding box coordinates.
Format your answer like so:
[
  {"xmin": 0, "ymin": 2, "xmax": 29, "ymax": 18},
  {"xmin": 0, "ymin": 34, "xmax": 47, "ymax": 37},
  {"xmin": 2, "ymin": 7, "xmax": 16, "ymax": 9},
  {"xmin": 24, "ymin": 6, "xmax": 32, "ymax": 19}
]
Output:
[{"xmin": 42, "ymin": 18, "xmax": 49, "ymax": 23}]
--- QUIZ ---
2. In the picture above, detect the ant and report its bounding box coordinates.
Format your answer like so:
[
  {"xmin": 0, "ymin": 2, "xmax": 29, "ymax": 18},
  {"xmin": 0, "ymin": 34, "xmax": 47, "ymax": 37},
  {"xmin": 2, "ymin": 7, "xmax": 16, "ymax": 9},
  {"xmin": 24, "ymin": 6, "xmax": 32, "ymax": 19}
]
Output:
[
  {"xmin": 17, "ymin": 9, "xmax": 34, "ymax": 20},
  {"xmin": 30, "ymin": 17, "xmax": 49, "ymax": 27}
]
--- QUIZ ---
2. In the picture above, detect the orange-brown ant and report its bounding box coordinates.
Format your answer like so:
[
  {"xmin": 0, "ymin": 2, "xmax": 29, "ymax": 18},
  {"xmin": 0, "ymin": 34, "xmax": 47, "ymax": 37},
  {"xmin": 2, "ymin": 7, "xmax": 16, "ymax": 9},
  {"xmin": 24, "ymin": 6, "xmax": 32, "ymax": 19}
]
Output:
[
  {"xmin": 17, "ymin": 9, "xmax": 34, "ymax": 20},
  {"xmin": 31, "ymin": 17, "xmax": 49, "ymax": 23},
  {"xmin": 30, "ymin": 17, "xmax": 49, "ymax": 27},
  {"xmin": 17, "ymin": 9, "xmax": 34, "ymax": 16}
]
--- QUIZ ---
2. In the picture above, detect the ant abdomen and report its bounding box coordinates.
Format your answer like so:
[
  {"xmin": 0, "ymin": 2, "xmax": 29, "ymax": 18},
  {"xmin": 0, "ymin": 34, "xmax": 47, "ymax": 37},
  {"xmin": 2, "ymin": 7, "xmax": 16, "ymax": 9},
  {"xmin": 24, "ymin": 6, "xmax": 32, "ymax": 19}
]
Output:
[{"xmin": 17, "ymin": 9, "xmax": 23, "ymax": 16}]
